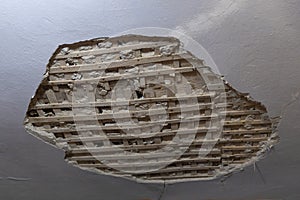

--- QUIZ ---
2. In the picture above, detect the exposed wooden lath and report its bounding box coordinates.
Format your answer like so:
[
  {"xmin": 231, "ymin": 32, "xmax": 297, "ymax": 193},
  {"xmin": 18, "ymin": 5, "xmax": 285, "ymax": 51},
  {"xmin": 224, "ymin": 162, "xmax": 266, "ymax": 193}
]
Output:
[{"xmin": 24, "ymin": 35, "xmax": 279, "ymax": 183}]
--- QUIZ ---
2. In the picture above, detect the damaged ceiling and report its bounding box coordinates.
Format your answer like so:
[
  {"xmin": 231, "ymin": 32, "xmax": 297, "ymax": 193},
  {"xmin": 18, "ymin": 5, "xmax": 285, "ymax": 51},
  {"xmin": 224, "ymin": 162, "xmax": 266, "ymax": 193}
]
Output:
[
  {"xmin": 24, "ymin": 35, "xmax": 278, "ymax": 183},
  {"xmin": 1, "ymin": 0, "xmax": 300, "ymax": 199}
]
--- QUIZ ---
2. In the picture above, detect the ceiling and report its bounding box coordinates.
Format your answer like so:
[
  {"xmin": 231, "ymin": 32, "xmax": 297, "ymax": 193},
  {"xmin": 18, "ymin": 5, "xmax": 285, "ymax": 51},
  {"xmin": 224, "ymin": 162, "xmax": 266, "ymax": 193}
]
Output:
[{"xmin": 0, "ymin": 0, "xmax": 300, "ymax": 199}]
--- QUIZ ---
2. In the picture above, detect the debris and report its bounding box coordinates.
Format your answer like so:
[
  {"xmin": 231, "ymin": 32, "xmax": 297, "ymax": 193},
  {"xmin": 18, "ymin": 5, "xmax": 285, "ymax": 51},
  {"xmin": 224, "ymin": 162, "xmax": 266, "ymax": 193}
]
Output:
[
  {"xmin": 60, "ymin": 47, "xmax": 70, "ymax": 55},
  {"xmin": 99, "ymin": 89, "xmax": 108, "ymax": 96},
  {"xmin": 120, "ymin": 50, "xmax": 134, "ymax": 59},
  {"xmin": 71, "ymin": 73, "xmax": 82, "ymax": 80},
  {"xmin": 82, "ymin": 55, "xmax": 96, "ymax": 64},
  {"xmin": 159, "ymin": 44, "xmax": 177, "ymax": 56},
  {"xmin": 79, "ymin": 46, "xmax": 93, "ymax": 51},
  {"xmin": 98, "ymin": 41, "xmax": 113, "ymax": 48}
]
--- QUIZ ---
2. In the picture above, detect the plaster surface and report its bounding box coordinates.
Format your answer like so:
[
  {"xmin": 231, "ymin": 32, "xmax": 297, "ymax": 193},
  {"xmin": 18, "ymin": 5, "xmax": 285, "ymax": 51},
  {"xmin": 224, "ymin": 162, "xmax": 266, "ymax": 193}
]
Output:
[{"xmin": 0, "ymin": 0, "xmax": 300, "ymax": 199}]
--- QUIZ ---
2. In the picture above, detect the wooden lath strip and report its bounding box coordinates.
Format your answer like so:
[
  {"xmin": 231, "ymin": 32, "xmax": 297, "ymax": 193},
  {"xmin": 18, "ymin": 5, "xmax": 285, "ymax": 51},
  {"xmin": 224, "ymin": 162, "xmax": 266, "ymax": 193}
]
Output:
[
  {"xmin": 43, "ymin": 116, "xmax": 213, "ymax": 133},
  {"xmin": 221, "ymin": 153, "xmax": 256, "ymax": 158},
  {"xmin": 142, "ymin": 174, "xmax": 213, "ymax": 180},
  {"xmin": 34, "ymin": 93, "xmax": 216, "ymax": 109},
  {"xmin": 62, "ymin": 127, "xmax": 218, "ymax": 142},
  {"xmin": 222, "ymin": 128, "xmax": 272, "ymax": 135},
  {"xmin": 48, "ymin": 67, "xmax": 195, "ymax": 85},
  {"xmin": 55, "ymin": 41, "xmax": 174, "ymax": 59},
  {"xmin": 96, "ymin": 165, "xmax": 215, "ymax": 174},
  {"xmin": 220, "ymin": 110, "xmax": 263, "ymax": 116},
  {"xmin": 28, "ymin": 103, "xmax": 217, "ymax": 123},
  {"xmin": 224, "ymin": 120, "xmax": 272, "ymax": 126},
  {"xmin": 28, "ymin": 113, "xmax": 216, "ymax": 123},
  {"xmin": 221, "ymin": 145, "xmax": 261, "ymax": 150},
  {"xmin": 114, "ymin": 165, "xmax": 218, "ymax": 175},
  {"xmin": 69, "ymin": 152, "xmax": 221, "ymax": 161},
  {"xmin": 69, "ymin": 145, "xmax": 221, "ymax": 154},
  {"xmin": 135, "ymin": 165, "xmax": 218, "ymax": 175},
  {"xmin": 48, "ymin": 125, "xmax": 272, "ymax": 136},
  {"xmin": 79, "ymin": 157, "xmax": 220, "ymax": 169},
  {"xmin": 49, "ymin": 53, "xmax": 194, "ymax": 74},
  {"xmin": 28, "ymin": 110, "xmax": 268, "ymax": 124},
  {"xmin": 222, "ymin": 160, "xmax": 250, "ymax": 165},
  {"xmin": 219, "ymin": 137, "xmax": 268, "ymax": 143},
  {"xmin": 65, "ymin": 135, "xmax": 268, "ymax": 147},
  {"xmin": 61, "ymin": 130, "xmax": 268, "ymax": 144}
]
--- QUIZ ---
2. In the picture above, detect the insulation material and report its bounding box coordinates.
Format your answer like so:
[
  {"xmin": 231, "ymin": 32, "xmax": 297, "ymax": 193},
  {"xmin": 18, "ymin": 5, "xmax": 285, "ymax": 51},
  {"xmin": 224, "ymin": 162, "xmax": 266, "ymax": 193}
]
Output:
[{"xmin": 24, "ymin": 35, "xmax": 279, "ymax": 183}]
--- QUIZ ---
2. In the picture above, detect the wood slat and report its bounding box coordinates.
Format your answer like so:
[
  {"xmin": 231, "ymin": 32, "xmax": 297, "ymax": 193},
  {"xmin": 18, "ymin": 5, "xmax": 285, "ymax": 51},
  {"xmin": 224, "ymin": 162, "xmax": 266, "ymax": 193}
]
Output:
[
  {"xmin": 48, "ymin": 67, "xmax": 195, "ymax": 85},
  {"xmin": 143, "ymin": 174, "xmax": 213, "ymax": 180},
  {"xmin": 224, "ymin": 120, "xmax": 272, "ymax": 126},
  {"xmin": 222, "ymin": 128, "xmax": 272, "ymax": 135},
  {"xmin": 43, "ymin": 115, "xmax": 213, "ymax": 133},
  {"xmin": 120, "ymin": 165, "xmax": 218, "ymax": 175},
  {"xmin": 29, "ymin": 114, "xmax": 216, "ymax": 123},
  {"xmin": 63, "ymin": 131, "xmax": 268, "ymax": 145},
  {"xmin": 221, "ymin": 153, "xmax": 256, "ymax": 158},
  {"xmin": 220, "ymin": 110, "xmax": 263, "ymax": 116},
  {"xmin": 80, "ymin": 162, "xmax": 219, "ymax": 172},
  {"xmin": 79, "ymin": 157, "xmax": 220, "ymax": 177},
  {"xmin": 221, "ymin": 145, "xmax": 261, "ymax": 150},
  {"xmin": 49, "ymin": 53, "xmax": 193, "ymax": 74},
  {"xmin": 219, "ymin": 137, "xmax": 268, "ymax": 143},
  {"xmin": 55, "ymin": 41, "xmax": 173, "ymax": 59},
  {"xmin": 70, "ymin": 145, "xmax": 221, "ymax": 155},
  {"xmin": 70, "ymin": 152, "xmax": 221, "ymax": 161},
  {"xmin": 28, "ymin": 104, "xmax": 218, "ymax": 123},
  {"xmin": 34, "ymin": 92, "xmax": 216, "ymax": 109},
  {"xmin": 64, "ymin": 128, "xmax": 218, "ymax": 142}
]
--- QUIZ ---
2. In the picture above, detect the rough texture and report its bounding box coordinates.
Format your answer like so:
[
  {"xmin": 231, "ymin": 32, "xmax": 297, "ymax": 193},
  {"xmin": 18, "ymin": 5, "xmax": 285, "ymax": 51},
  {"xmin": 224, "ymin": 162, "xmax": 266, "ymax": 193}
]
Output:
[{"xmin": 24, "ymin": 35, "xmax": 279, "ymax": 183}]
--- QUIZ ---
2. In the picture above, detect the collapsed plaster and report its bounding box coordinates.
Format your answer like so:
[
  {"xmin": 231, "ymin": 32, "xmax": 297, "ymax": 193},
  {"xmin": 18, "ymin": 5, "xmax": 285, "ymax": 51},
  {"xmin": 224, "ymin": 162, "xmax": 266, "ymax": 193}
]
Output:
[{"xmin": 24, "ymin": 35, "xmax": 279, "ymax": 183}]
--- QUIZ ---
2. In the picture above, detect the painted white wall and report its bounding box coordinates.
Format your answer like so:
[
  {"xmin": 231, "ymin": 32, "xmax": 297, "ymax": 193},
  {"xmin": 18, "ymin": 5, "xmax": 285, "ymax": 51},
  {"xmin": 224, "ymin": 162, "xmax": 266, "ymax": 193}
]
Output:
[{"xmin": 0, "ymin": 0, "xmax": 299, "ymax": 199}]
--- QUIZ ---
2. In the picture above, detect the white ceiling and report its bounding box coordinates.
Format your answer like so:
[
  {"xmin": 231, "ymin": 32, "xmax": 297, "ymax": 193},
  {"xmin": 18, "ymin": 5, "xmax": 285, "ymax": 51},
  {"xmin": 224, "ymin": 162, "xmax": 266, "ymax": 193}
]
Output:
[{"xmin": 0, "ymin": 0, "xmax": 300, "ymax": 199}]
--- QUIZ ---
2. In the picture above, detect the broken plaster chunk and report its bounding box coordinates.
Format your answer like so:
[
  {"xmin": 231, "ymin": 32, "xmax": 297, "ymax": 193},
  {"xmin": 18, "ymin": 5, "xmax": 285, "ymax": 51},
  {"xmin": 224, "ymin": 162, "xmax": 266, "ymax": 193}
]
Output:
[
  {"xmin": 97, "ymin": 41, "xmax": 113, "ymax": 48},
  {"xmin": 89, "ymin": 71, "xmax": 100, "ymax": 78},
  {"xmin": 66, "ymin": 58, "xmax": 78, "ymax": 66},
  {"xmin": 82, "ymin": 55, "xmax": 96, "ymax": 64},
  {"xmin": 244, "ymin": 149, "xmax": 253, "ymax": 153},
  {"xmin": 164, "ymin": 79, "xmax": 171, "ymax": 85},
  {"xmin": 71, "ymin": 73, "xmax": 82, "ymax": 80},
  {"xmin": 244, "ymin": 124, "xmax": 254, "ymax": 130},
  {"xmin": 24, "ymin": 34, "xmax": 279, "ymax": 184},
  {"xmin": 79, "ymin": 46, "xmax": 93, "ymax": 51},
  {"xmin": 159, "ymin": 44, "xmax": 177, "ymax": 56},
  {"xmin": 245, "ymin": 115, "xmax": 255, "ymax": 121},
  {"xmin": 100, "ymin": 53, "xmax": 116, "ymax": 61},
  {"xmin": 99, "ymin": 89, "xmax": 108, "ymax": 96},
  {"xmin": 60, "ymin": 47, "xmax": 70, "ymax": 55},
  {"xmin": 56, "ymin": 73, "xmax": 65, "ymax": 79},
  {"xmin": 140, "ymin": 77, "xmax": 146, "ymax": 88},
  {"xmin": 125, "ymin": 67, "xmax": 139, "ymax": 74},
  {"xmin": 120, "ymin": 50, "xmax": 134, "ymax": 59}
]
